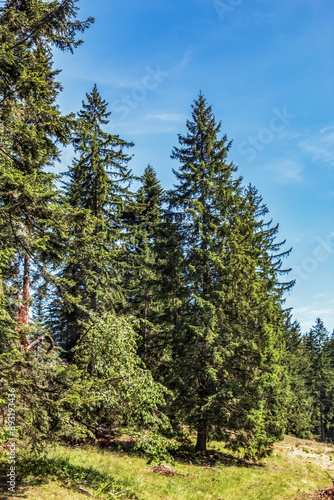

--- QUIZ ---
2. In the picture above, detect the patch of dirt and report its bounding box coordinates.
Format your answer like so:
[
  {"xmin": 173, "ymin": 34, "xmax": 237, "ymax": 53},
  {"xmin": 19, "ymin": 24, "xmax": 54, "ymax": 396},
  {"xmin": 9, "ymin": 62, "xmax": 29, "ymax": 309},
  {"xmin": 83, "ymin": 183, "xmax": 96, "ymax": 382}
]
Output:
[
  {"xmin": 275, "ymin": 441, "xmax": 334, "ymax": 472},
  {"xmin": 302, "ymin": 485, "xmax": 334, "ymax": 498},
  {"xmin": 147, "ymin": 465, "xmax": 183, "ymax": 477},
  {"xmin": 292, "ymin": 448, "xmax": 334, "ymax": 471}
]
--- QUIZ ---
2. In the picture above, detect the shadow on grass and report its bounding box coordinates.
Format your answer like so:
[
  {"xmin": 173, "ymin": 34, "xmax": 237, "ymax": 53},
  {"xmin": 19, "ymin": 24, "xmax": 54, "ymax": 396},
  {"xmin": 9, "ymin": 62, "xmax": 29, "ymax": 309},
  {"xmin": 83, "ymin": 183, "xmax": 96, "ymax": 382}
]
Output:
[
  {"xmin": 170, "ymin": 444, "xmax": 264, "ymax": 468},
  {"xmin": 92, "ymin": 435, "xmax": 264, "ymax": 469},
  {"xmin": 0, "ymin": 454, "xmax": 139, "ymax": 499},
  {"xmin": 89, "ymin": 436, "xmax": 264, "ymax": 470},
  {"xmin": 0, "ymin": 442, "xmax": 262, "ymax": 499}
]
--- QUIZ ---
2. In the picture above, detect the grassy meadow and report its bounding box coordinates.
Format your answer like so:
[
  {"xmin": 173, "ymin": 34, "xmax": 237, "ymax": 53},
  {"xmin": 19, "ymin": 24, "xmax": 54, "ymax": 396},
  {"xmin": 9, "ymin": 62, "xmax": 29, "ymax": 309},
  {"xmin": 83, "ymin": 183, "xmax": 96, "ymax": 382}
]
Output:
[{"xmin": 1, "ymin": 435, "xmax": 334, "ymax": 499}]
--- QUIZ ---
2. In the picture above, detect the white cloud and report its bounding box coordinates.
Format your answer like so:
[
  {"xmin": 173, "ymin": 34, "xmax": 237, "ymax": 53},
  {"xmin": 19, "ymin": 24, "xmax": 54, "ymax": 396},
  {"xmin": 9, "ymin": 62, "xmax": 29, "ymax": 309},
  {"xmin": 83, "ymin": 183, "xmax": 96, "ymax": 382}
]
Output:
[
  {"xmin": 289, "ymin": 293, "xmax": 334, "ymax": 333},
  {"xmin": 299, "ymin": 125, "xmax": 334, "ymax": 167},
  {"xmin": 146, "ymin": 113, "xmax": 186, "ymax": 122},
  {"xmin": 320, "ymin": 126, "xmax": 334, "ymax": 134},
  {"xmin": 291, "ymin": 307, "xmax": 334, "ymax": 333},
  {"xmin": 278, "ymin": 131, "xmax": 303, "ymax": 141},
  {"xmin": 65, "ymin": 49, "xmax": 192, "ymax": 90},
  {"xmin": 109, "ymin": 119, "xmax": 177, "ymax": 136},
  {"xmin": 321, "ymin": 191, "xmax": 334, "ymax": 199},
  {"xmin": 267, "ymin": 159, "xmax": 304, "ymax": 183},
  {"xmin": 173, "ymin": 50, "xmax": 192, "ymax": 72}
]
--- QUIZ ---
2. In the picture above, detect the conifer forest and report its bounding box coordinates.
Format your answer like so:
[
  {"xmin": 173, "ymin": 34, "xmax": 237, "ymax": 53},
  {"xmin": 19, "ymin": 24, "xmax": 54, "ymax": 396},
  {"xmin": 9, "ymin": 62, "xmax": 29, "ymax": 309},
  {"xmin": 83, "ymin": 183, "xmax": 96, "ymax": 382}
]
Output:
[{"xmin": 0, "ymin": 1, "xmax": 334, "ymax": 499}]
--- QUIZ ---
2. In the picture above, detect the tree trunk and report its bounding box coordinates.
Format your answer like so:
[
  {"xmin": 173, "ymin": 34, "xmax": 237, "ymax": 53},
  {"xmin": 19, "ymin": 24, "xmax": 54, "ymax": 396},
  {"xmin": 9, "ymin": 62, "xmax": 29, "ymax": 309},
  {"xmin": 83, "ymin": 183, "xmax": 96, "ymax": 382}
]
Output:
[
  {"xmin": 143, "ymin": 290, "xmax": 149, "ymax": 359},
  {"xmin": 320, "ymin": 412, "xmax": 325, "ymax": 442},
  {"xmin": 16, "ymin": 253, "xmax": 31, "ymax": 346},
  {"xmin": 195, "ymin": 420, "xmax": 207, "ymax": 452},
  {"xmin": 90, "ymin": 263, "xmax": 98, "ymax": 311},
  {"xmin": 90, "ymin": 290, "xmax": 97, "ymax": 311}
]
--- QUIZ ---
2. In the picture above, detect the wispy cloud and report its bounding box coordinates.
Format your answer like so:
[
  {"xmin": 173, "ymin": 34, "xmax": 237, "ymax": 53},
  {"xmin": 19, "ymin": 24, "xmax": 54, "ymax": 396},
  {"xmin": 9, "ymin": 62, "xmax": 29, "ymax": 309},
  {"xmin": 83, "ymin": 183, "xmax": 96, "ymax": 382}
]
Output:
[
  {"xmin": 146, "ymin": 113, "xmax": 186, "ymax": 122},
  {"xmin": 292, "ymin": 311, "xmax": 334, "ymax": 333},
  {"xmin": 291, "ymin": 293, "xmax": 334, "ymax": 333},
  {"xmin": 58, "ymin": 47, "xmax": 191, "ymax": 90},
  {"xmin": 104, "ymin": 48, "xmax": 192, "ymax": 89},
  {"xmin": 267, "ymin": 159, "xmax": 304, "ymax": 183},
  {"xmin": 321, "ymin": 191, "xmax": 334, "ymax": 199},
  {"xmin": 108, "ymin": 109, "xmax": 186, "ymax": 136},
  {"xmin": 109, "ymin": 118, "xmax": 177, "ymax": 136},
  {"xmin": 299, "ymin": 125, "xmax": 334, "ymax": 167},
  {"xmin": 278, "ymin": 130, "xmax": 303, "ymax": 141},
  {"xmin": 173, "ymin": 49, "xmax": 192, "ymax": 72}
]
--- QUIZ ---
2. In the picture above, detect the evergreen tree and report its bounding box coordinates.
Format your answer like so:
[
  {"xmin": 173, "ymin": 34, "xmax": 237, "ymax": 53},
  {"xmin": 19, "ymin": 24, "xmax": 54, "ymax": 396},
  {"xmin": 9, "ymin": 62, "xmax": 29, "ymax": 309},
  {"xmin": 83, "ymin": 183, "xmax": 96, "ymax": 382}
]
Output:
[
  {"xmin": 325, "ymin": 330, "xmax": 334, "ymax": 440},
  {"xmin": 0, "ymin": 248, "xmax": 16, "ymax": 353},
  {"xmin": 122, "ymin": 165, "xmax": 186, "ymax": 383},
  {"xmin": 122, "ymin": 165, "xmax": 165, "ymax": 361},
  {"xmin": 0, "ymin": 0, "xmax": 93, "ymax": 343},
  {"xmin": 305, "ymin": 318, "xmax": 334, "ymax": 441},
  {"xmin": 223, "ymin": 183, "xmax": 293, "ymax": 456},
  {"xmin": 284, "ymin": 318, "xmax": 314, "ymax": 437},
  {"xmin": 168, "ymin": 93, "xmax": 292, "ymax": 458},
  {"xmin": 52, "ymin": 85, "xmax": 134, "ymax": 355}
]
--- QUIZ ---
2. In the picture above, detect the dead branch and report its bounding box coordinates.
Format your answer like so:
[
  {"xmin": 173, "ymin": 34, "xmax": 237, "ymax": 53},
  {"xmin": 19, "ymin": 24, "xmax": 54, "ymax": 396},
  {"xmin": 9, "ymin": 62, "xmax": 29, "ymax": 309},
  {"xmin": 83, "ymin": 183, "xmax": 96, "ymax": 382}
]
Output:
[
  {"xmin": 325, "ymin": 470, "xmax": 334, "ymax": 485},
  {"xmin": 26, "ymin": 334, "xmax": 55, "ymax": 352},
  {"xmin": 78, "ymin": 487, "xmax": 94, "ymax": 496}
]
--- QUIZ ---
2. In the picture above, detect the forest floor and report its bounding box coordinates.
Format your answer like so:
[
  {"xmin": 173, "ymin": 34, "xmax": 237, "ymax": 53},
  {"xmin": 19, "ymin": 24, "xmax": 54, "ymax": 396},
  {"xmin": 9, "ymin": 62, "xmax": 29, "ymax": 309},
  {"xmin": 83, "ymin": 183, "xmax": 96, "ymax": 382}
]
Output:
[{"xmin": 1, "ymin": 435, "xmax": 334, "ymax": 499}]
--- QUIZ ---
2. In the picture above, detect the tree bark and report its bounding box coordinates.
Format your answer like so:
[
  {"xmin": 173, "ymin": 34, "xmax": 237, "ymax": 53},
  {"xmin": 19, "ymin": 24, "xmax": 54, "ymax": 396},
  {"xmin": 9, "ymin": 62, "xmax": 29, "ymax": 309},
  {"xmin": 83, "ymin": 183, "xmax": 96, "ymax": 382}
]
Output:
[
  {"xmin": 16, "ymin": 253, "xmax": 31, "ymax": 346},
  {"xmin": 195, "ymin": 419, "xmax": 207, "ymax": 452},
  {"xmin": 17, "ymin": 253, "xmax": 30, "ymax": 327},
  {"xmin": 320, "ymin": 412, "xmax": 325, "ymax": 442}
]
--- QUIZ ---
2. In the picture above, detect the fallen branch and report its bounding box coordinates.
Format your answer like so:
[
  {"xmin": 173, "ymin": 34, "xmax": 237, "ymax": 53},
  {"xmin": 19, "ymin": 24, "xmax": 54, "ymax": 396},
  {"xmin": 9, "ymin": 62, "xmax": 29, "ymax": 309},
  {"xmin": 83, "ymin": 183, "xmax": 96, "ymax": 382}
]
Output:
[
  {"xmin": 111, "ymin": 491, "xmax": 133, "ymax": 497},
  {"xmin": 78, "ymin": 486, "xmax": 94, "ymax": 496},
  {"xmin": 325, "ymin": 470, "xmax": 334, "ymax": 485}
]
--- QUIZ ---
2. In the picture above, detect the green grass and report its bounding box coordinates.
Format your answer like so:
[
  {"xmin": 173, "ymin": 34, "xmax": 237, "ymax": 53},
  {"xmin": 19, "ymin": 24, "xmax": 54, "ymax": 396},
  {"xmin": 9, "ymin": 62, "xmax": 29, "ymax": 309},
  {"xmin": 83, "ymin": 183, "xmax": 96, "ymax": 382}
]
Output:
[{"xmin": 1, "ymin": 436, "xmax": 334, "ymax": 499}]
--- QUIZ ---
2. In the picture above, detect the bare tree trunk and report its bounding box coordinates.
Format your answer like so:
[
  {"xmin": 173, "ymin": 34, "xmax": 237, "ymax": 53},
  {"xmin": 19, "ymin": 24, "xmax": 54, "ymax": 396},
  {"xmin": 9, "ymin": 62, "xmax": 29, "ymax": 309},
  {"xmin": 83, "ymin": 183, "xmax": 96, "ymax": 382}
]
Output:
[
  {"xmin": 195, "ymin": 419, "xmax": 207, "ymax": 452},
  {"xmin": 90, "ymin": 290, "xmax": 97, "ymax": 311},
  {"xmin": 16, "ymin": 254, "xmax": 30, "ymax": 346},
  {"xmin": 320, "ymin": 412, "xmax": 325, "ymax": 442},
  {"xmin": 143, "ymin": 291, "xmax": 148, "ymax": 359}
]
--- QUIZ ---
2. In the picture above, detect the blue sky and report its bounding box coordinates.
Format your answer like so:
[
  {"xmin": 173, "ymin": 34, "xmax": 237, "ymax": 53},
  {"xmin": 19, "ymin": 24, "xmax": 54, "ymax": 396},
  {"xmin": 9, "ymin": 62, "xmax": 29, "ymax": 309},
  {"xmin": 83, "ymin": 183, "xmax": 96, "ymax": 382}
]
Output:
[{"xmin": 54, "ymin": 0, "xmax": 334, "ymax": 333}]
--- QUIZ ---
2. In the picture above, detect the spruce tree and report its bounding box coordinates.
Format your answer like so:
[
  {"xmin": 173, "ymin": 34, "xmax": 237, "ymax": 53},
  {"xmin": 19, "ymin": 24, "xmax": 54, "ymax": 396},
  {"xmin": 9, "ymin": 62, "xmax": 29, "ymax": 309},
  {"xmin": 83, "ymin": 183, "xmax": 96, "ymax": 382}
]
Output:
[
  {"xmin": 305, "ymin": 318, "xmax": 334, "ymax": 441},
  {"xmin": 122, "ymin": 165, "xmax": 165, "ymax": 361},
  {"xmin": 283, "ymin": 318, "xmax": 314, "ymax": 437},
  {"xmin": 325, "ymin": 330, "xmax": 334, "ymax": 439},
  {"xmin": 53, "ymin": 85, "xmax": 134, "ymax": 355},
  {"xmin": 168, "ymin": 93, "xmax": 292, "ymax": 458},
  {"xmin": 0, "ymin": 249, "xmax": 16, "ymax": 353},
  {"xmin": 223, "ymin": 183, "xmax": 293, "ymax": 456},
  {"xmin": 0, "ymin": 0, "xmax": 93, "ymax": 343}
]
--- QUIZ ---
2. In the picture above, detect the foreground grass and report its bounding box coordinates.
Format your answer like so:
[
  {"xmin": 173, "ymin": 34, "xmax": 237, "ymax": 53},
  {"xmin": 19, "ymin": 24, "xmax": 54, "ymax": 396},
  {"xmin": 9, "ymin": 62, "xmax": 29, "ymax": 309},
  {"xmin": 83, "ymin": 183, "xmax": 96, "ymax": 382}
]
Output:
[{"xmin": 1, "ymin": 436, "xmax": 334, "ymax": 499}]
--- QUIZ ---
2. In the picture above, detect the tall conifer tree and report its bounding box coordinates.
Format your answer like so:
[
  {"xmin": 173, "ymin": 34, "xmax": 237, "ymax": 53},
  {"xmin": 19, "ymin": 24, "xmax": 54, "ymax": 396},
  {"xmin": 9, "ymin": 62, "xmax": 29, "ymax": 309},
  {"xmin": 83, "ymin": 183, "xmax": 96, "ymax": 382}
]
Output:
[
  {"xmin": 123, "ymin": 165, "xmax": 165, "ymax": 361},
  {"xmin": 0, "ymin": 0, "xmax": 93, "ymax": 343},
  {"xmin": 305, "ymin": 318, "xmax": 334, "ymax": 441},
  {"xmin": 168, "ymin": 93, "xmax": 292, "ymax": 458},
  {"xmin": 284, "ymin": 318, "xmax": 314, "ymax": 437},
  {"xmin": 53, "ymin": 85, "xmax": 134, "ymax": 355}
]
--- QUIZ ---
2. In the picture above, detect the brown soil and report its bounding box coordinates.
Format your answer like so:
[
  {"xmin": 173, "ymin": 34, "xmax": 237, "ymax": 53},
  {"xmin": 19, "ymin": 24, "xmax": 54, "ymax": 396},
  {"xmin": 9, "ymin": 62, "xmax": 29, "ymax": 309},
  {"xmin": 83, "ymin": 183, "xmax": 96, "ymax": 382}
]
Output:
[
  {"xmin": 303, "ymin": 485, "xmax": 334, "ymax": 499},
  {"xmin": 147, "ymin": 465, "xmax": 182, "ymax": 477}
]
